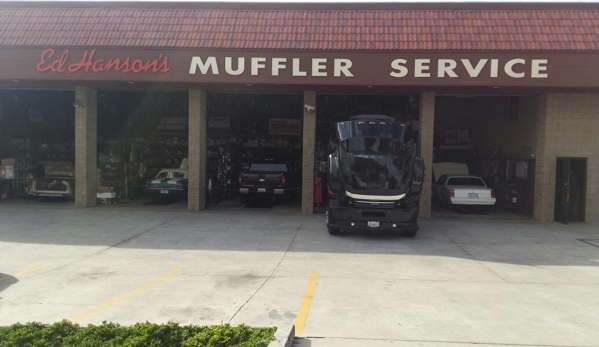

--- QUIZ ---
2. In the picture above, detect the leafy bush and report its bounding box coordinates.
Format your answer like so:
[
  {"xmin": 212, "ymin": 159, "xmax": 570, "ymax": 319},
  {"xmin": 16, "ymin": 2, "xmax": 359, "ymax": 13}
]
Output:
[{"xmin": 0, "ymin": 321, "xmax": 276, "ymax": 347}]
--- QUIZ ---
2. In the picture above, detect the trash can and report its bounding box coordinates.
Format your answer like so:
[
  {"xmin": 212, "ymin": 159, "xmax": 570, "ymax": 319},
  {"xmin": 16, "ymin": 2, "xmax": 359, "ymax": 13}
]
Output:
[{"xmin": 314, "ymin": 177, "xmax": 323, "ymax": 205}]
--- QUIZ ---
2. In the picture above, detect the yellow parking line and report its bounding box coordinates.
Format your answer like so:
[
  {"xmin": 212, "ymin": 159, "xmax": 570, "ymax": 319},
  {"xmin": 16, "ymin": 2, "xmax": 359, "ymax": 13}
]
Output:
[
  {"xmin": 0, "ymin": 266, "xmax": 44, "ymax": 281},
  {"xmin": 70, "ymin": 268, "xmax": 181, "ymax": 323},
  {"xmin": 294, "ymin": 271, "xmax": 319, "ymax": 336}
]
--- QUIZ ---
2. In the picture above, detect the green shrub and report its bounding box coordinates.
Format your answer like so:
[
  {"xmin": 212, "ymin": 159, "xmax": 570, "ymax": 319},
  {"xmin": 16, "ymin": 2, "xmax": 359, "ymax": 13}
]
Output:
[
  {"xmin": 0, "ymin": 321, "xmax": 276, "ymax": 347},
  {"xmin": 182, "ymin": 324, "xmax": 276, "ymax": 347}
]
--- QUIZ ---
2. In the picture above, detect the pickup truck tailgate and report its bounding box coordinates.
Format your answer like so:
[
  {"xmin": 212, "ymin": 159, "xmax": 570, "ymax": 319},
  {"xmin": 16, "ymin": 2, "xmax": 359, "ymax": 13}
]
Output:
[{"xmin": 242, "ymin": 173, "xmax": 283, "ymax": 188}]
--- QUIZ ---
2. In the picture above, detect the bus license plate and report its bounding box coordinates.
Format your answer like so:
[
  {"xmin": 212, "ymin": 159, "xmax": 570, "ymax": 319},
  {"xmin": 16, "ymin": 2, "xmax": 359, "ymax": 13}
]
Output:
[
  {"xmin": 160, "ymin": 190, "xmax": 169, "ymax": 194},
  {"xmin": 258, "ymin": 188, "xmax": 266, "ymax": 193},
  {"xmin": 368, "ymin": 221, "xmax": 380, "ymax": 228}
]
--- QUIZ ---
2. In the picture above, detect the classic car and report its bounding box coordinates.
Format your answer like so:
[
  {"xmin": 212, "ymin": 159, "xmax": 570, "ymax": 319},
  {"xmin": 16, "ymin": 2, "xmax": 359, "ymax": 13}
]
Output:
[
  {"xmin": 433, "ymin": 175, "xmax": 496, "ymax": 210},
  {"xmin": 146, "ymin": 168, "xmax": 188, "ymax": 200},
  {"xmin": 27, "ymin": 162, "xmax": 75, "ymax": 199}
]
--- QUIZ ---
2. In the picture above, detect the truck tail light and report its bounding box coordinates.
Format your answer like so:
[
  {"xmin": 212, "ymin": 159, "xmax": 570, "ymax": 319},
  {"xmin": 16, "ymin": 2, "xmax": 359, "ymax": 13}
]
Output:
[
  {"xmin": 281, "ymin": 174, "xmax": 286, "ymax": 187},
  {"xmin": 450, "ymin": 189, "xmax": 455, "ymax": 198},
  {"xmin": 238, "ymin": 174, "xmax": 243, "ymax": 187},
  {"xmin": 491, "ymin": 189, "xmax": 496, "ymax": 198}
]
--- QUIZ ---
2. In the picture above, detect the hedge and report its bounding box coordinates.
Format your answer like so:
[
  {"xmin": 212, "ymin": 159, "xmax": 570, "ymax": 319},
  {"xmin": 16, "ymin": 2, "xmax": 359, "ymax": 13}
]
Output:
[{"xmin": 0, "ymin": 321, "xmax": 276, "ymax": 347}]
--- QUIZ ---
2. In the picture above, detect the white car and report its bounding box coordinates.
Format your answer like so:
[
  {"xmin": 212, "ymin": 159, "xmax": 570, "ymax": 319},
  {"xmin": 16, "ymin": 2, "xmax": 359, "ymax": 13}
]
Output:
[
  {"xmin": 433, "ymin": 175, "xmax": 496, "ymax": 209},
  {"xmin": 146, "ymin": 159, "xmax": 189, "ymax": 200},
  {"xmin": 27, "ymin": 162, "xmax": 75, "ymax": 199}
]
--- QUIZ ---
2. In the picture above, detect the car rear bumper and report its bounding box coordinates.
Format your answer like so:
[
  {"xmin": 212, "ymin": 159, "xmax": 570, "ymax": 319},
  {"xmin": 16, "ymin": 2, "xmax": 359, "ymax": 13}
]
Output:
[
  {"xmin": 147, "ymin": 188, "xmax": 187, "ymax": 199},
  {"xmin": 450, "ymin": 197, "xmax": 496, "ymax": 205},
  {"xmin": 28, "ymin": 191, "xmax": 73, "ymax": 198},
  {"xmin": 239, "ymin": 188, "xmax": 285, "ymax": 195},
  {"xmin": 28, "ymin": 179, "xmax": 74, "ymax": 198},
  {"xmin": 327, "ymin": 204, "xmax": 419, "ymax": 231}
]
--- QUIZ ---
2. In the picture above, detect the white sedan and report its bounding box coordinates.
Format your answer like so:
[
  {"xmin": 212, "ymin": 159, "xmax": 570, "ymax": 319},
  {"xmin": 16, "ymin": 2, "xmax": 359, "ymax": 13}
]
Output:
[{"xmin": 433, "ymin": 175, "xmax": 496, "ymax": 209}]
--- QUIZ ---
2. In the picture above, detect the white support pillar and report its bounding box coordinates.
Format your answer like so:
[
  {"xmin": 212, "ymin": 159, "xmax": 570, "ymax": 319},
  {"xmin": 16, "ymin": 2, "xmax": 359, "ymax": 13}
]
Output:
[
  {"xmin": 302, "ymin": 91, "xmax": 317, "ymax": 215},
  {"xmin": 419, "ymin": 92, "xmax": 435, "ymax": 219},
  {"xmin": 188, "ymin": 89, "xmax": 207, "ymax": 211},
  {"xmin": 75, "ymin": 86, "xmax": 97, "ymax": 208}
]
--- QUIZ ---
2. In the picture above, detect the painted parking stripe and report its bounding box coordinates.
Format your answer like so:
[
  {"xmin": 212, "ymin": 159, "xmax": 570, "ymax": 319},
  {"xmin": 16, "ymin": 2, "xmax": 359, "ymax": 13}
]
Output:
[
  {"xmin": 294, "ymin": 271, "xmax": 319, "ymax": 336},
  {"xmin": 70, "ymin": 268, "xmax": 181, "ymax": 323},
  {"xmin": 0, "ymin": 266, "xmax": 44, "ymax": 281}
]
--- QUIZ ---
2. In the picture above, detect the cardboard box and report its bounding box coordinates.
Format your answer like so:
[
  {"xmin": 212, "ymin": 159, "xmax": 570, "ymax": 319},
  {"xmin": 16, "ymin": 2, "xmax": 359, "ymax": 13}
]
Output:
[
  {"xmin": 4, "ymin": 165, "xmax": 14, "ymax": 179},
  {"xmin": 97, "ymin": 186, "xmax": 113, "ymax": 193},
  {"xmin": 1, "ymin": 158, "xmax": 15, "ymax": 166}
]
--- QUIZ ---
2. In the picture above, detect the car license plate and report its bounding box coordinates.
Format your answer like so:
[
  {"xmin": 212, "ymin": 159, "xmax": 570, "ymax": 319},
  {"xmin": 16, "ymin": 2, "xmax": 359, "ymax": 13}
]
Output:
[
  {"xmin": 468, "ymin": 193, "xmax": 478, "ymax": 198},
  {"xmin": 367, "ymin": 221, "xmax": 380, "ymax": 228},
  {"xmin": 258, "ymin": 188, "xmax": 266, "ymax": 193},
  {"xmin": 160, "ymin": 190, "xmax": 169, "ymax": 194}
]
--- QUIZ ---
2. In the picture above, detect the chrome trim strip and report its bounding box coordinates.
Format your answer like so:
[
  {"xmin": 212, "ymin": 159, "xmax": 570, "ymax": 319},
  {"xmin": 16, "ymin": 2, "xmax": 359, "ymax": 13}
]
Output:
[
  {"xmin": 355, "ymin": 200, "xmax": 395, "ymax": 205},
  {"xmin": 345, "ymin": 191, "xmax": 406, "ymax": 201}
]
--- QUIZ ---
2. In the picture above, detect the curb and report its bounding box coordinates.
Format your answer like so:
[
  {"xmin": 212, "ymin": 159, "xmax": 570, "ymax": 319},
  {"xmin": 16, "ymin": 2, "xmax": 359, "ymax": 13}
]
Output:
[{"xmin": 268, "ymin": 324, "xmax": 295, "ymax": 347}]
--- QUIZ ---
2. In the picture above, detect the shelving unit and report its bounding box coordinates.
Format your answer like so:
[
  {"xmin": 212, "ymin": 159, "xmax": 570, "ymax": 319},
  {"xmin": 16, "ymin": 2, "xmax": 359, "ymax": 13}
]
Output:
[{"xmin": 0, "ymin": 158, "xmax": 34, "ymax": 198}]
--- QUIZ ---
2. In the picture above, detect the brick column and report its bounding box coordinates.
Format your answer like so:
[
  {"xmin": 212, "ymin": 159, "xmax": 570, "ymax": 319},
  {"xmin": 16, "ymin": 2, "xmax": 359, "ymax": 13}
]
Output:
[
  {"xmin": 188, "ymin": 89, "xmax": 207, "ymax": 211},
  {"xmin": 534, "ymin": 93, "xmax": 599, "ymax": 222},
  {"xmin": 302, "ymin": 91, "xmax": 317, "ymax": 215},
  {"xmin": 74, "ymin": 86, "xmax": 97, "ymax": 208},
  {"xmin": 418, "ymin": 92, "xmax": 435, "ymax": 219},
  {"xmin": 533, "ymin": 95, "xmax": 551, "ymax": 221}
]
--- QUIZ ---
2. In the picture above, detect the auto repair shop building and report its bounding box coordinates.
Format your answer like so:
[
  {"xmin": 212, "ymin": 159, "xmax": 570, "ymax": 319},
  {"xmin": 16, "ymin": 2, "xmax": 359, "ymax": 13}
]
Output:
[{"xmin": 0, "ymin": 1, "xmax": 598, "ymax": 224}]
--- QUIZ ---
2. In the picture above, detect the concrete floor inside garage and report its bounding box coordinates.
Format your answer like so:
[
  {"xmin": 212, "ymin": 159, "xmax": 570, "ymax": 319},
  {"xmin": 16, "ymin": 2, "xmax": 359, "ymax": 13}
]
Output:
[{"xmin": 1, "ymin": 206, "xmax": 599, "ymax": 347}]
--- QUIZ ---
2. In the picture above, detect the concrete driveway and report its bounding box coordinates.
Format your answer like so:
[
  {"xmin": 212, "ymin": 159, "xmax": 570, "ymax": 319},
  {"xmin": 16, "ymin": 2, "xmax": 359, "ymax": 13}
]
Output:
[{"xmin": 1, "ymin": 205, "xmax": 598, "ymax": 347}]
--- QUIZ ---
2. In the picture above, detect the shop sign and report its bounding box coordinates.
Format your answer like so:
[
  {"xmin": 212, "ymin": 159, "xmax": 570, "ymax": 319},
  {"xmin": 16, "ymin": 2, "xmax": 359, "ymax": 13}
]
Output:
[
  {"xmin": 445, "ymin": 130, "xmax": 458, "ymax": 145},
  {"xmin": 8, "ymin": 47, "xmax": 599, "ymax": 87},
  {"xmin": 389, "ymin": 58, "xmax": 547, "ymax": 79},
  {"xmin": 269, "ymin": 119, "xmax": 301, "ymax": 136},
  {"xmin": 36, "ymin": 49, "xmax": 171, "ymax": 74},
  {"xmin": 34, "ymin": 50, "xmax": 548, "ymax": 79},
  {"xmin": 189, "ymin": 56, "xmax": 549, "ymax": 79},
  {"xmin": 208, "ymin": 117, "xmax": 230, "ymax": 129}
]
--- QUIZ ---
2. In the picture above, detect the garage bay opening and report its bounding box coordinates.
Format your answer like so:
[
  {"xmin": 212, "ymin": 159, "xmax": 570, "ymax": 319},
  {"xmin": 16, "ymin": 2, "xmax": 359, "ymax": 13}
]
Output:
[
  {"xmin": 206, "ymin": 93, "xmax": 303, "ymax": 211},
  {"xmin": 0, "ymin": 90, "xmax": 75, "ymax": 205},
  {"xmin": 432, "ymin": 96, "xmax": 536, "ymax": 218}
]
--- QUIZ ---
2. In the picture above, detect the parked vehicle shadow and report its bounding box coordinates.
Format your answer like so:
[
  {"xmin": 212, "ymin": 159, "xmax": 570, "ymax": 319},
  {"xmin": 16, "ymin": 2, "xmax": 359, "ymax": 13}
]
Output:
[
  {"xmin": 0, "ymin": 206, "xmax": 598, "ymax": 267},
  {"xmin": 0, "ymin": 273, "xmax": 18, "ymax": 298}
]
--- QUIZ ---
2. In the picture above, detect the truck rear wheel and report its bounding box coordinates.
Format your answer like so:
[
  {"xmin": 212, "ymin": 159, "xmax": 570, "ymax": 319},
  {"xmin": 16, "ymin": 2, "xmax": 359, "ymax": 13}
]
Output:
[
  {"xmin": 403, "ymin": 228, "xmax": 418, "ymax": 238},
  {"xmin": 328, "ymin": 226, "xmax": 341, "ymax": 235}
]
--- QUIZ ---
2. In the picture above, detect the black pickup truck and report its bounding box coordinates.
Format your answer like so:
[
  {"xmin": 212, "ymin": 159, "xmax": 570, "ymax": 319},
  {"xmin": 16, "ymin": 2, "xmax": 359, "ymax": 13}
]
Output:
[{"xmin": 238, "ymin": 162, "xmax": 297, "ymax": 205}]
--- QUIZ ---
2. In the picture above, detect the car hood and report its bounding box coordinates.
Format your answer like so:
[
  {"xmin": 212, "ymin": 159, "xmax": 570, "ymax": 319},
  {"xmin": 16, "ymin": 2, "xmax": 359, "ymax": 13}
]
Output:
[{"xmin": 42, "ymin": 162, "xmax": 75, "ymax": 178}]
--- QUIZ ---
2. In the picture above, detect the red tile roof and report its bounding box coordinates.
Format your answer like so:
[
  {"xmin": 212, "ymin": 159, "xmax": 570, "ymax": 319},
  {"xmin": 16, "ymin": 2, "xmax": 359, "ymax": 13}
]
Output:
[{"xmin": 0, "ymin": 8, "xmax": 598, "ymax": 51}]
